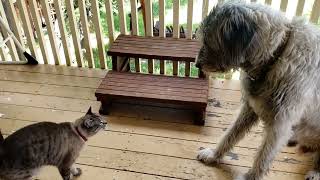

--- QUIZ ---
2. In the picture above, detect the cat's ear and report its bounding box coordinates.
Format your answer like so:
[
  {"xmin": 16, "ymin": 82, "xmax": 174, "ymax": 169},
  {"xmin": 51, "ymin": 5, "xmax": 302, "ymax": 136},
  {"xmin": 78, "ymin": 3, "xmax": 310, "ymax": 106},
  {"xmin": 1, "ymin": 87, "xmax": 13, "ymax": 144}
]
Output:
[{"xmin": 86, "ymin": 107, "xmax": 92, "ymax": 115}]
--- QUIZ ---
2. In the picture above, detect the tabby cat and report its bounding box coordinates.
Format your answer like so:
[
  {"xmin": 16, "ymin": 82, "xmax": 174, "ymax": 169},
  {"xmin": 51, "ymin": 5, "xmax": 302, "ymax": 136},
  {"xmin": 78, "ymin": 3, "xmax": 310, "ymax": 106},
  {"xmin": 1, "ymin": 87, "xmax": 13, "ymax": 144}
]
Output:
[{"xmin": 0, "ymin": 107, "xmax": 107, "ymax": 180}]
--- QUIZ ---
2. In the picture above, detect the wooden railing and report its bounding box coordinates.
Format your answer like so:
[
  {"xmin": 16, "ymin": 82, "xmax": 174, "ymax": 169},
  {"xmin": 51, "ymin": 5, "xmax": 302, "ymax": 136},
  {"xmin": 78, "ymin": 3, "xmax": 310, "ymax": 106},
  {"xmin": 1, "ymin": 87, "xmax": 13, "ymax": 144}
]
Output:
[{"xmin": 0, "ymin": 0, "xmax": 319, "ymax": 78}]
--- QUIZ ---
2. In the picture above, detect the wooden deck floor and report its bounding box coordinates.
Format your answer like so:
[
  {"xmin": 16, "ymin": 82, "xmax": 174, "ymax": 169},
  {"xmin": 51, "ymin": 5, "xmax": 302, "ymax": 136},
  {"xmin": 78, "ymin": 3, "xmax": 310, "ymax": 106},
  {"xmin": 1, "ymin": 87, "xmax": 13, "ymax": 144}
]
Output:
[{"xmin": 0, "ymin": 65, "xmax": 310, "ymax": 180}]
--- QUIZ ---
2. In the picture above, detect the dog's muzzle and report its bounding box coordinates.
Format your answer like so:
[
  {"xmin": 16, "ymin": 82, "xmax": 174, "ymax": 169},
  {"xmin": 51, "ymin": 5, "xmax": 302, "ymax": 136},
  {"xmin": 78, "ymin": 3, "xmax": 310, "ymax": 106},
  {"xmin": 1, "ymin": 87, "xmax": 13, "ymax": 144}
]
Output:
[{"xmin": 195, "ymin": 56, "xmax": 201, "ymax": 69}]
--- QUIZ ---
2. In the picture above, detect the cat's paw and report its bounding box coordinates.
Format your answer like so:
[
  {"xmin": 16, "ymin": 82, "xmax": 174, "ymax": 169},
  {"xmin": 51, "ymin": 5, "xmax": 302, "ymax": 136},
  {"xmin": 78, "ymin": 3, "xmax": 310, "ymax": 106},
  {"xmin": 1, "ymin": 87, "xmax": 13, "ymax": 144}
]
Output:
[
  {"xmin": 305, "ymin": 170, "xmax": 320, "ymax": 180},
  {"xmin": 197, "ymin": 147, "xmax": 221, "ymax": 165},
  {"xmin": 71, "ymin": 167, "xmax": 82, "ymax": 177},
  {"xmin": 233, "ymin": 174, "xmax": 246, "ymax": 180}
]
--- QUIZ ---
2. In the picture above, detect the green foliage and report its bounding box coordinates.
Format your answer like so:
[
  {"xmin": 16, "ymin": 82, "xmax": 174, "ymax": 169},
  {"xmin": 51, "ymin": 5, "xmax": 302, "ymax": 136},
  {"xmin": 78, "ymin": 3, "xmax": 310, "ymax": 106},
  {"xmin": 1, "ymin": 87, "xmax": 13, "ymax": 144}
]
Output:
[
  {"xmin": 92, "ymin": 44, "xmax": 112, "ymax": 69},
  {"xmin": 153, "ymin": 0, "xmax": 188, "ymax": 17}
]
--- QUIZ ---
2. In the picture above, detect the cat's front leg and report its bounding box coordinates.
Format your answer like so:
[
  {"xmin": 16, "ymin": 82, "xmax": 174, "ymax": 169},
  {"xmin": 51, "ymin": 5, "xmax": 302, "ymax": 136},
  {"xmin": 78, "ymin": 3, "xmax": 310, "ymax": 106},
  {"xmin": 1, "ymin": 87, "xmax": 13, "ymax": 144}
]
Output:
[{"xmin": 58, "ymin": 167, "xmax": 72, "ymax": 180}]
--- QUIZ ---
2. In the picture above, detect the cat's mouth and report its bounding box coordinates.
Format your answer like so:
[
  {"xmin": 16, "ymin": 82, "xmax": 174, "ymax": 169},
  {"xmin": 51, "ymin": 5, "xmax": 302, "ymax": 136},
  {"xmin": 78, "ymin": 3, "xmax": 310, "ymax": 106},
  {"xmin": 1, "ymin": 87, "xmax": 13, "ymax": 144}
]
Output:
[
  {"xmin": 93, "ymin": 121, "xmax": 107, "ymax": 132},
  {"xmin": 101, "ymin": 122, "xmax": 107, "ymax": 130}
]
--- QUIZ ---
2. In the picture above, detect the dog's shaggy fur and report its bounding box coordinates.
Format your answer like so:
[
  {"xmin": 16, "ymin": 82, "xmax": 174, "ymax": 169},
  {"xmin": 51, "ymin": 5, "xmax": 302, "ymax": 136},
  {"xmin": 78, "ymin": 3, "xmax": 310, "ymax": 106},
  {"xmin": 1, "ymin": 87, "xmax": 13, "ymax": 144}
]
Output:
[{"xmin": 195, "ymin": 1, "xmax": 320, "ymax": 180}]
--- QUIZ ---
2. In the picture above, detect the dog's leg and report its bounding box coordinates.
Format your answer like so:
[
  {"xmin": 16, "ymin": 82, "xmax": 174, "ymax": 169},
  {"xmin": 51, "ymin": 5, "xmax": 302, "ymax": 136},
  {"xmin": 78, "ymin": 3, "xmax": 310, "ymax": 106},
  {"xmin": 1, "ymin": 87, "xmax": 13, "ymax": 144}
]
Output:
[
  {"xmin": 305, "ymin": 152, "xmax": 320, "ymax": 180},
  {"xmin": 242, "ymin": 113, "xmax": 299, "ymax": 180},
  {"xmin": 197, "ymin": 103, "xmax": 258, "ymax": 164},
  {"xmin": 287, "ymin": 125, "xmax": 298, "ymax": 147}
]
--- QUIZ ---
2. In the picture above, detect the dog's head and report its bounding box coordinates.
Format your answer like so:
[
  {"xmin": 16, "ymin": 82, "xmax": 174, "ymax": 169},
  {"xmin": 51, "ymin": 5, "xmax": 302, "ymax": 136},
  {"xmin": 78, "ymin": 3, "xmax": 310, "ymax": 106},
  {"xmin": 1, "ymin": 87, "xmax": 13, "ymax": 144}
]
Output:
[{"xmin": 196, "ymin": 1, "xmax": 257, "ymax": 73}]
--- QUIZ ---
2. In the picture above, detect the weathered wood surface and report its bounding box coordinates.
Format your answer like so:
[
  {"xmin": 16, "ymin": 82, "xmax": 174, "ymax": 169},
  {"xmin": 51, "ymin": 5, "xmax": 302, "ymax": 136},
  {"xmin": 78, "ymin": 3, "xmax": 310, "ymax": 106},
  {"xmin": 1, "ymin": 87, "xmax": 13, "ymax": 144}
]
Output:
[{"xmin": 0, "ymin": 65, "xmax": 310, "ymax": 179}]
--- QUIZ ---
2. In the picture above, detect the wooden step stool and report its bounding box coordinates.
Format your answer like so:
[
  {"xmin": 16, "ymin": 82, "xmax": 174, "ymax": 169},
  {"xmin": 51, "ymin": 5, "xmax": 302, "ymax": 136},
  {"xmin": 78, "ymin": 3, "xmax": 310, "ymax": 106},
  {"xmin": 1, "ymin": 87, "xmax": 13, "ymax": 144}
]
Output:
[{"xmin": 95, "ymin": 35, "xmax": 208, "ymax": 125}]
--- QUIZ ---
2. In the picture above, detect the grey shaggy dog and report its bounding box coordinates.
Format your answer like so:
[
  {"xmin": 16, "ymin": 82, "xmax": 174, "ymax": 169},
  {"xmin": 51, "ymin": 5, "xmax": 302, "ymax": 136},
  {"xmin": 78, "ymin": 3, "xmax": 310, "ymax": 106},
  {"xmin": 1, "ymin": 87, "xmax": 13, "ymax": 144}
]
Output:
[{"xmin": 195, "ymin": 1, "xmax": 320, "ymax": 180}]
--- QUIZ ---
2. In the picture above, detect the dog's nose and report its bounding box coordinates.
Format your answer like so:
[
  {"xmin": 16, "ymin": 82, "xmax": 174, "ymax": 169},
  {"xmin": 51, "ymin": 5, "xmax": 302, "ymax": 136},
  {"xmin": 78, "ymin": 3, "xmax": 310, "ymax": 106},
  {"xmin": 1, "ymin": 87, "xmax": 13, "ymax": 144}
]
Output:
[{"xmin": 195, "ymin": 62, "xmax": 201, "ymax": 69}]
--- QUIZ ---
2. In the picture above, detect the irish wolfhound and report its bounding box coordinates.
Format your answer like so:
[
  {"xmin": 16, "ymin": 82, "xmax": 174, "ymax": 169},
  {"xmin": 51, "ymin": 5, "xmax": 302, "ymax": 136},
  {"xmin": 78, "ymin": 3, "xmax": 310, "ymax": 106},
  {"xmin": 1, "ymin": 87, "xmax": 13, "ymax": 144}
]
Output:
[{"xmin": 195, "ymin": 1, "xmax": 320, "ymax": 180}]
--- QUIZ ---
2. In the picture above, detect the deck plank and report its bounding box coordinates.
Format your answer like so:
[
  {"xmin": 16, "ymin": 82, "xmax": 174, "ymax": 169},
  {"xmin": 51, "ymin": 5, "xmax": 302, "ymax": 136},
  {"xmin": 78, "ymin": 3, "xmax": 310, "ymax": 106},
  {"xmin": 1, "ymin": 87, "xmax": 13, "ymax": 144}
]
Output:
[
  {"xmin": 0, "ymin": 122, "xmax": 307, "ymax": 180},
  {"xmin": 0, "ymin": 65, "xmax": 311, "ymax": 180},
  {"xmin": 34, "ymin": 165, "xmax": 174, "ymax": 180},
  {"xmin": 0, "ymin": 65, "xmax": 107, "ymax": 78},
  {"xmin": 0, "ymin": 118, "xmax": 312, "ymax": 174},
  {"xmin": 0, "ymin": 92, "xmax": 101, "ymax": 113},
  {"xmin": 0, "ymin": 70, "xmax": 102, "ymax": 88},
  {"xmin": 0, "ymin": 104, "xmax": 299, "ymax": 156}
]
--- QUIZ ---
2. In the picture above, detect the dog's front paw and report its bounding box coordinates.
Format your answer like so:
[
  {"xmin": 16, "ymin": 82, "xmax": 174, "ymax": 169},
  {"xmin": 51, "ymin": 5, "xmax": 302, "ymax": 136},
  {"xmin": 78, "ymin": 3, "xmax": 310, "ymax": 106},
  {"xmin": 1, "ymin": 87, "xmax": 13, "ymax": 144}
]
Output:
[
  {"xmin": 305, "ymin": 170, "xmax": 320, "ymax": 180},
  {"xmin": 197, "ymin": 147, "xmax": 220, "ymax": 165},
  {"xmin": 234, "ymin": 172, "xmax": 259, "ymax": 180},
  {"xmin": 71, "ymin": 167, "xmax": 82, "ymax": 177}
]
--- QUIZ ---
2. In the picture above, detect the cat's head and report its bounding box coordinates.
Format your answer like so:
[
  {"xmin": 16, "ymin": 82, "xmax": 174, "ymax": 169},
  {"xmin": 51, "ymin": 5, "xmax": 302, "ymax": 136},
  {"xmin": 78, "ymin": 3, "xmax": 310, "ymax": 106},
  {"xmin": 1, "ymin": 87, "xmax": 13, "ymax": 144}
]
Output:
[{"xmin": 75, "ymin": 107, "xmax": 107, "ymax": 138}]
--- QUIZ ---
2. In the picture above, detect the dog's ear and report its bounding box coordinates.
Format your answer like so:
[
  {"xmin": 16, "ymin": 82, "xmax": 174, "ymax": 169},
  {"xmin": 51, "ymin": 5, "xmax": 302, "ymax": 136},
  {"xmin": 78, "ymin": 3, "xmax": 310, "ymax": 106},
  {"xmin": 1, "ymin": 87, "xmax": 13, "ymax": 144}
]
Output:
[{"xmin": 221, "ymin": 6, "xmax": 256, "ymax": 59}]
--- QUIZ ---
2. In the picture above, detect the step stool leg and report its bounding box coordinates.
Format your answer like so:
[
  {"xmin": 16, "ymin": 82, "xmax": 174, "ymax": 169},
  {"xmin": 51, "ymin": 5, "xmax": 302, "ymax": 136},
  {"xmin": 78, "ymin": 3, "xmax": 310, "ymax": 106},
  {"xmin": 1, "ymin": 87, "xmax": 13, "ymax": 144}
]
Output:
[
  {"xmin": 112, "ymin": 56, "xmax": 118, "ymax": 71},
  {"xmin": 193, "ymin": 109, "xmax": 205, "ymax": 126},
  {"xmin": 99, "ymin": 101, "xmax": 112, "ymax": 115}
]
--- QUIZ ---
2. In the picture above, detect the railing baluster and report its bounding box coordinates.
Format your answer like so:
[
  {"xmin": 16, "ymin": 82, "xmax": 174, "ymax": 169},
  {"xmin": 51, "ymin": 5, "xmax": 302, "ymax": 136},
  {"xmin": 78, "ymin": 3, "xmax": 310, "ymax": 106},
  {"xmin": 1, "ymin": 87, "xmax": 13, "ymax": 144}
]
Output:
[
  {"xmin": 92, "ymin": 0, "xmax": 107, "ymax": 69},
  {"xmin": 40, "ymin": 0, "xmax": 62, "ymax": 65},
  {"xmin": 40, "ymin": 1, "xmax": 61, "ymax": 65},
  {"xmin": 79, "ymin": 0, "xmax": 94, "ymax": 68},
  {"xmin": 295, "ymin": 0, "xmax": 305, "ymax": 16},
  {"xmin": 29, "ymin": 0, "xmax": 49, "ymax": 64},
  {"xmin": 105, "ymin": 0, "xmax": 115, "ymax": 45},
  {"xmin": 145, "ymin": 0, "xmax": 154, "ymax": 74},
  {"xmin": 172, "ymin": 0, "xmax": 179, "ymax": 76},
  {"xmin": 280, "ymin": 0, "xmax": 288, "ymax": 12},
  {"xmin": 202, "ymin": 0, "xmax": 209, "ymax": 20},
  {"xmin": 265, "ymin": 0, "xmax": 272, "ymax": 5},
  {"xmin": 185, "ymin": 0, "xmax": 194, "ymax": 77},
  {"xmin": 159, "ymin": 0, "xmax": 165, "ymax": 75},
  {"xmin": 0, "ymin": 0, "xmax": 19, "ymax": 62},
  {"xmin": 159, "ymin": 0, "xmax": 165, "ymax": 38},
  {"xmin": 5, "ymin": 0, "xmax": 25, "ymax": 62},
  {"xmin": 6, "ymin": 1, "xmax": 23, "ymax": 46},
  {"xmin": 118, "ymin": 0, "xmax": 127, "ymax": 35},
  {"xmin": 16, "ymin": 0, "xmax": 38, "ymax": 60},
  {"xmin": 310, "ymin": 0, "xmax": 320, "ymax": 23},
  {"xmin": 65, "ymin": 0, "xmax": 83, "ymax": 67},
  {"xmin": 0, "ymin": 33, "xmax": 6, "ymax": 61},
  {"xmin": 130, "ymin": 0, "xmax": 140, "ymax": 72},
  {"xmin": 187, "ymin": 0, "xmax": 193, "ymax": 40},
  {"xmin": 130, "ymin": 0, "xmax": 138, "ymax": 35},
  {"xmin": 53, "ymin": 0, "xmax": 72, "ymax": 66}
]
